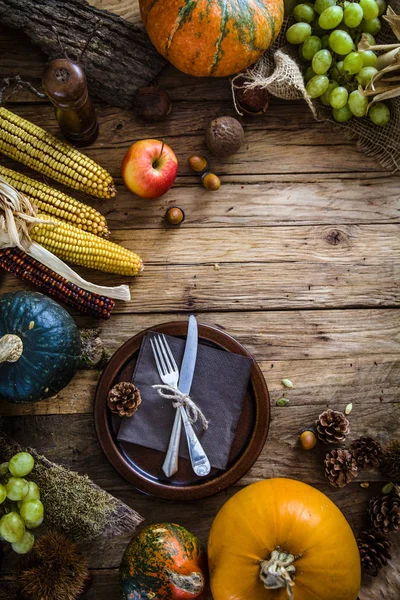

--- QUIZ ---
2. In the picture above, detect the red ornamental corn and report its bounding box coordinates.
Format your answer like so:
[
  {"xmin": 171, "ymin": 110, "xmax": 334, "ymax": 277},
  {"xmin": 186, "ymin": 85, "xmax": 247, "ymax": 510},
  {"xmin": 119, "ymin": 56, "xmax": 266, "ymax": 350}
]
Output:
[{"xmin": 0, "ymin": 247, "xmax": 115, "ymax": 319}]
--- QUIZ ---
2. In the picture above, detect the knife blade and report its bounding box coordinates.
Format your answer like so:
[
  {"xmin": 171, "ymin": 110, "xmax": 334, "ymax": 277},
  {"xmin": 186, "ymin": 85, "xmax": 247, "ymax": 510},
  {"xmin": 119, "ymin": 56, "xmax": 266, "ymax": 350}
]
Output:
[{"xmin": 178, "ymin": 315, "xmax": 198, "ymax": 395}]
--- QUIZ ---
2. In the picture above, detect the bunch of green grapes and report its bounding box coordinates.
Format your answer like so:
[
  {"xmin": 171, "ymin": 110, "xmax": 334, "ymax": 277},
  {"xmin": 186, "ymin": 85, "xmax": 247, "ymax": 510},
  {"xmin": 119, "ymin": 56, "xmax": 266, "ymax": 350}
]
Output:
[
  {"xmin": 0, "ymin": 452, "xmax": 44, "ymax": 554},
  {"xmin": 286, "ymin": 0, "xmax": 390, "ymax": 125}
]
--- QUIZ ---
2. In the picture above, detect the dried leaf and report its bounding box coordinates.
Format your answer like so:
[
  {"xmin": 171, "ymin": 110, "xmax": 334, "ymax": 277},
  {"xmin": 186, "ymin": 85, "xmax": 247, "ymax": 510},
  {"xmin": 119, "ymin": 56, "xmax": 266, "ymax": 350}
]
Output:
[
  {"xmin": 376, "ymin": 48, "xmax": 400, "ymax": 70},
  {"xmin": 383, "ymin": 6, "xmax": 400, "ymax": 41}
]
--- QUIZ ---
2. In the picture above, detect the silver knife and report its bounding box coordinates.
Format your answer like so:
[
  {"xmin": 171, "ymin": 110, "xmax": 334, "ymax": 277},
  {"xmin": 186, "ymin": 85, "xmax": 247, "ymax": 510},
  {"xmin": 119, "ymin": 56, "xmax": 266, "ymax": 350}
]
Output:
[{"xmin": 162, "ymin": 316, "xmax": 211, "ymax": 478}]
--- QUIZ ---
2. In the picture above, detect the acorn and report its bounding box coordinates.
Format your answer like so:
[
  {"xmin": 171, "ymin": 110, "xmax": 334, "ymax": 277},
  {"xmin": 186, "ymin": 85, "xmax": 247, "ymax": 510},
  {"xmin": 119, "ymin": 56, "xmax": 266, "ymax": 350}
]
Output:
[
  {"xmin": 188, "ymin": 155, "xmax": 208, "ymax": 173},
  {"xmin": 202, "ymin": 172, "xmax": 221, "ymax": 191},
  {"xmin": 166, "ymin": 206, "xmax": 185, "ymax": 225},
  {"xmin": 134, "ymin": 86, "xmax": 172, "ymax": 123},
  {"xmin": 299, "ymin": 429, "xmax": 318, "ymax": 450},
  {"xmin": 233, "ymin": 76, "xmax": 269, "ymax": 117}
]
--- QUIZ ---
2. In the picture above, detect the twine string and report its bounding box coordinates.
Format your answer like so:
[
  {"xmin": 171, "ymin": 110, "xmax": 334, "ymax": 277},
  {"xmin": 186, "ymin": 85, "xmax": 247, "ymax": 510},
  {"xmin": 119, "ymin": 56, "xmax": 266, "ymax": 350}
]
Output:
[{"xmin": 152, "ymin": 384, "xmax": 209, "ymax": 431}]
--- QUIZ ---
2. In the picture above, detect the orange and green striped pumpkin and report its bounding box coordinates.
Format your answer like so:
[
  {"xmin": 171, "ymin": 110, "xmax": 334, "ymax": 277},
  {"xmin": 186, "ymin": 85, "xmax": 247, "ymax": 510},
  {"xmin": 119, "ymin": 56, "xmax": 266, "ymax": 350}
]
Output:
[{"xmin": 139, "ymin": 0, "xmax": 284, "ymax": 77}]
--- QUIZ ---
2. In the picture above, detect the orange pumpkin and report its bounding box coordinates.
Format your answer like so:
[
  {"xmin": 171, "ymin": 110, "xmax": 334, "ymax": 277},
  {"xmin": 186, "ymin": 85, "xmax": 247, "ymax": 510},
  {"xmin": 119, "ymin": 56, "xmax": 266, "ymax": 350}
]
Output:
[
  {"xmin": 208, "ymin": 478, "xmax": 361, "ymax": 600},
  {"xmin": 139, "ymin": 0, "xmax": 284, "ymax": 77}
]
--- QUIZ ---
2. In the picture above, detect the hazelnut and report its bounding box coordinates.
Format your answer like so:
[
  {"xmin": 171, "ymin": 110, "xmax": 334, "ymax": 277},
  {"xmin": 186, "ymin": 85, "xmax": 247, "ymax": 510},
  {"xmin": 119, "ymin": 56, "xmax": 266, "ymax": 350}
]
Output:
[
  {"xmin": 299, "ymin": 429, "xmax": 317, "ymax": 451},
  {"xmin": 188, "ymin": 155, "xmax": 208, "ymax": 173},
  {"xmin": 202, "ymin": 173, "xmax": 221, "ymax": 191},
  {"xmin": 134, "ymin": 86, "xmax": 172, "ymax": 123},
  {"xmin": 205, "ymin": 116, "xmax": 244, "ymax": 157},
  {"xmin": 233, "ymin": 76, "xmax": 269, "ymax": 117},
  {"xmin": 166, "ymin": 206, "xmax": 185, "ymax": 225}
]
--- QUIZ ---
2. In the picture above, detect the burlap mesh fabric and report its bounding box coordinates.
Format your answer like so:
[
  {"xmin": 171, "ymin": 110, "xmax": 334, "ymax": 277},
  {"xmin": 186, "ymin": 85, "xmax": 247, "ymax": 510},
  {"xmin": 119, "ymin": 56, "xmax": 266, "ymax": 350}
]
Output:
[{"xmin": 234, "ymin": 0, "xmax": 400, "ymax": 171}]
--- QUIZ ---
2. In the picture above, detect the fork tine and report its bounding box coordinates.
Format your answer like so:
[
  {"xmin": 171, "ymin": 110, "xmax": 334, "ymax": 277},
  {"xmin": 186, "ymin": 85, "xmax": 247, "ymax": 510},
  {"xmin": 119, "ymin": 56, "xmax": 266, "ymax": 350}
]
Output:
[
  {"xmin": 151, "ymin": 338, "xmax": 165, "ymax": 377},
  {"xmin": 159, "ymin": 335, "xmax": 174, "ymax": 373},
  {"xmin": 162, "ymin": 334, "xmax": 178, "ymax": 372},
  {"xmin": 154, "ymin": 336, "xmax": 168, "ymax": 375}
]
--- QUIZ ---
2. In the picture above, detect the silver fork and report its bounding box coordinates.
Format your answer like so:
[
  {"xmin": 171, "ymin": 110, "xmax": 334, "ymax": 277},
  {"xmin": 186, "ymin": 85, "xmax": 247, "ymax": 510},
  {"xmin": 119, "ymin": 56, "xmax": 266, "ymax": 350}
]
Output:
[{"xmin": 150, "ymin": 335, "xmax": 211, "ymax": 477}]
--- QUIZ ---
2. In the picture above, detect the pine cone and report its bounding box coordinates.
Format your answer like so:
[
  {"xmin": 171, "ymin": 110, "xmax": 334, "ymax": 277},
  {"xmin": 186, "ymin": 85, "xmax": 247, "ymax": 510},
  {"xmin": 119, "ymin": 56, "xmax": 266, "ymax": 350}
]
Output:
[
  {"xmin": 357, "ymin": 529, "xmax": 391, "ymax": 576},
  {"xmin": 324, "ymin": 448, "xmax": 358, "ymax": 487},
  {"xmin": 107, "ymin": 382, "xmax": 142, "ymax": 417},
  {"xmin": 316, "ymin": 409, "xmax": 350, "ymax": 444},
  {"xmin": 350, "ymin": 436, "xmax": 383, "ymax": 469},
  {"xmin": 368, "ymin": 492, "xmax": 400, "ymax": 534},
  {"xmin": 380, "ymin": 439, "xmax": 400, "ymax": 482}
]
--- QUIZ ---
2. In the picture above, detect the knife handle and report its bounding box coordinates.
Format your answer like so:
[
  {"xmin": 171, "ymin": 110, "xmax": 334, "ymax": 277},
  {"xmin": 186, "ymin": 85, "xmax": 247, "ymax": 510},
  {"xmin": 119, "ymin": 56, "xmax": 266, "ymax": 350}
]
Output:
[
  {"xmin": 179, "ymin": 406, "xmax": 211, "ymax": 477},
  {"xmin": 162, "ymin": 410, "xmax": 182, "ymax": 478}
]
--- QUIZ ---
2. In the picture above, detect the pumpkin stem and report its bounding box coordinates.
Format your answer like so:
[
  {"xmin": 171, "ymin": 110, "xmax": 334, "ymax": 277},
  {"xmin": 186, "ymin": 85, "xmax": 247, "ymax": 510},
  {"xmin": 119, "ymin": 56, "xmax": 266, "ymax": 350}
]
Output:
[
  {"xmin": 0, "ymin": 334, "xmax": 23, "ymax": 364},
  {"xmin": 259, "ymin": 548, "xmax": 299, "ymax": 600}
]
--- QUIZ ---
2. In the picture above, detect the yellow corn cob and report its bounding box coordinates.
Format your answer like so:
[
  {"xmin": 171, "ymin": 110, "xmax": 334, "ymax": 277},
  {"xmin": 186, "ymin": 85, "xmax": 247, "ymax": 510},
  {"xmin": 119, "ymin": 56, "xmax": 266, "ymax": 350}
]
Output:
[
  {"xmin": 0, "ymin": 107, "xmax": 116, "ymax": 199},
  {"xmin": 31, "ymin": 214, "xmax": 143, "ymax": 277},
  {"xmin": 0, "ymin": 165, "xmax": 109, "ymax": 237}
]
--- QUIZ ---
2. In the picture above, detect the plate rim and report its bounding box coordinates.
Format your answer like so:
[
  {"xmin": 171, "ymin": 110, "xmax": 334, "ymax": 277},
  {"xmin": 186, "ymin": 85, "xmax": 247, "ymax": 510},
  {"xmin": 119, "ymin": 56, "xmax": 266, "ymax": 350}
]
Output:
[{"xmin": 94, "ymin": 321, "xmax": 270, "ymax": 500}]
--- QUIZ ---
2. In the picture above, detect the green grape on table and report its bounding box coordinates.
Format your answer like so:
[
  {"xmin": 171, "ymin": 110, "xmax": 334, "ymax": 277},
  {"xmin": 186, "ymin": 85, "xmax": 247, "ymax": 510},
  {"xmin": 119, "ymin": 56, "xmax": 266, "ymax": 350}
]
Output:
[
  {"xmin": 320, "ymin": 81, "xmax": 339, "ymax": 105},
  {"xmin": 360, "ymin": 50, "xmax": 377, "ymax": 67},
  {"xmin": 20, "ymin": 498, "xmax": 44, "ymax": 527},
  {"xmin": 330, "ymin": 86, "xmax": 349, "ymax": 108},
  {"xmin": 321, "ymin": 34, "xmax": 330, "ymax": 48},
  {"xmin": 375, "ymin": 0, "xmax": 387, "ymax": 16},
  {"xmin": 356, "ymin": 66, "xmax": 378, "ymax": 86},
  {"xmin": 333, "ymin": 103, "xmax": 353, "ymax": 121},
  {"xmin": 0, "ymin": 511, "xmax": 25, "ymax": 543},
  {"xmin": 319, "ymin": 6, "xmax": 344, "ymax": 29},
  {"xmin": 369, "ymin": 102, "xmax": 390, "ymax": 125},
  {"xmin": 343, "ymin": 52, "xmax": 364, "ymax": 75},
  {"xmin": 12, "ymin": 530, "xmax": 35, "ymax": 555},
  {"xmin": 329, "ymin": 29, "xmax": 354, "ymax": 54},
  {"xmin": 8, "ymin": 452, "xmax": 35, "ymax": 478},
  {"xmin": 360, "ymin": 0, "xmax": 379, "ymax": 21},
  {"xmin": 302, "ymin": 36, "xmax": 322, "ymax": 60},
  {"xmin": 6, "ymin": 477, "xmax": 29, "ymax": 501},
  {"xmin": 294, "ymin": 3, "xmax": 316, "ymax": 23},
  {"xmin": 0, "ymin": 463, "xmax": 9, "ymax": 476},
  {"xmin": 312, "ymin": 49, "xmax": 333, "ymax": 74},
  {"xmin": 0, "ymin": 484, "xmax": 6, "ymax": 504},
  {"xmin": 306, "ymin": 74, "xmax": 330, "ymax": 97},
  {"xmin": 343, "ymin": 3, "xmax": 363, "ymax": 28},
  {"xmin": 305, "ymin": 66, "xmax": 317, "ymax": 82},
  {"xmin": 286, "ymin": 22, "xmax": 312, "ymax": 44},
  {"xmin": 314, "ymin": 0, "xmax": 336, "ymax": 15},
  {"xmin": 360, "ymin": 17, "xmax": 381, "ymax": 35},
  {"xmin": 348, "ymin": 90, "xmax": 368, "ymax": 117}
]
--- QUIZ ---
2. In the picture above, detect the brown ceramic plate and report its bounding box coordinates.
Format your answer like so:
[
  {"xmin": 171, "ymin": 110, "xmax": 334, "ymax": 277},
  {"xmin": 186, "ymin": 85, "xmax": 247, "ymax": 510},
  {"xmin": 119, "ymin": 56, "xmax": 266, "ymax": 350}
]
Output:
[{"xmin": 94, "ymin": 321, "xmax": 270, "ymax": 500}]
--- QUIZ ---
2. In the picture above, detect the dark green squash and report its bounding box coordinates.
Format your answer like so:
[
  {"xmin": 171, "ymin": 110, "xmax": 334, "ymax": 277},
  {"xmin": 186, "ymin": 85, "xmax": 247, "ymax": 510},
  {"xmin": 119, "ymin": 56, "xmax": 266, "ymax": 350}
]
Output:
[{"xmin": 0, "ymin": 291, "xmax": 81, "ymax": 403}]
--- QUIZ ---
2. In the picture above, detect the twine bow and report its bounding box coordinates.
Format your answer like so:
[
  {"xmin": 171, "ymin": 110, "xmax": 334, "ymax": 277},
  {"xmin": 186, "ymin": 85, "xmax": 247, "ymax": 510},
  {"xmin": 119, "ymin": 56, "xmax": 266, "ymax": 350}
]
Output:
[{"xmin": 152, "ymin": 384, "xmax": 209, "ymax": 431}]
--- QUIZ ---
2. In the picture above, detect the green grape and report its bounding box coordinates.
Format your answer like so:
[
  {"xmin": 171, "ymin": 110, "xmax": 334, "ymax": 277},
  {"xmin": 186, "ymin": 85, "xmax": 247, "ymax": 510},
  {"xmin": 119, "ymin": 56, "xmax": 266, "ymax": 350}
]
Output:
[
  {"xmin": 348, "ymin": 90, "xmax": 368, "ymax": 116},
  {"xmin": 0, "ymin": 484, "xmax": 6, "ymax": 504},
  {"xmin": 20, "ymin": 499, "xmax": 44, "ymax": 526},
  {"xmin": 375, "ymin": 0, "xmax": 387, "ymax": 16},
  {"xmin": 312, "ymin": 49, "xmax": 333, "ymax": 73},
  {"xmin": 321, "ymin": 34, "xmax": 330, "ymax": 48},
  {"xmin": 360, "ymin": 50, "xmax": 377, "ymax": 67},
  {"xmin": 0, "ymin": 512, "xmax": 25, "ymax": 543},
  {"xmin": 362, "ymin": 32, "xmax": 376, "ymax": 45},
  {"xmin": 17, "ymin": 482, "xmax": 40, "ymax": 509},
  {"xmin": 0, "ymin": 462, "xmax": 9, "ymax": 476},
  {"xmin": 294, "ymin": 3, "xmax": 316, "ymax": 23},
  {"xmin": 314, "ymin": 0, "xmax": 336, "ymax": 14},
  {"xmin": 287, "ymin": 22, "xmax": 312, "ymax": 44},
  {"xmin": 330, "ymin": 86, "xmax": 349, "ymax": 108},
  {"xmin": 360, "ymin": 0, "xmax": 379, "ymax": 20},
  {"xmin": 12, "ymin": 530, "xmax": 35, "ymax": 555},
  {"xmin": 360, "ymin": 18, "xmax": 381, "ymax": 35},
  {"xmin": 305, "ymin": 66, "xmax": 317, "ymax": 82},
  {"xmin": 6, "ymin": 477, "xmax": 29, "ymax": 501},
  {"xmin": 343, "ymin": 1, "xmax": 351, "ymax": 7},
  {"xmin": 319, "ymin": 6, "xmax": 344, "ymax": 29},
  {"xmin": 311, "ymin": 18, "xmax": 326, "ymax": 36},
  {"xmin": 306, "ymin": 74, "xmax": 330, "ymax": 97},
  {"xmin": 356, "ymin": 66, "xmax": 378, "ymax": 86},
  {"xmin": 330, "ymin": 66, "xmax": 341, "ymax": 82},
  {"xmin": 343, "ymin": 3, "xmax": 364, "ymax": 27},
  {"xmin": 329, "ymin": 29, "xmax": 353, "ymax": 54},
  {"xmin": 369, "ymin": 102, "xmax": 390, "ymax": 125},
  {"xmin": 343, "ymin": 52, "xmax": 364, "ymax": 74},
  {"xmin": 26, "ymin": 516, "xmax": 43, "ymax": 530},
  {"xmin": 9, "ymin": 452, "xmax": 35, "ymax": 478},
  {"xmin": 302, "ymin": 36, "xmax": 322, "ymax": 60},
  {"xmin": 333, "ymin": 103, "xmax": 353, "ymax": 121},
  {"xmin": 320, "ymin": 81, "xmax": 339, "ymax": 105}
]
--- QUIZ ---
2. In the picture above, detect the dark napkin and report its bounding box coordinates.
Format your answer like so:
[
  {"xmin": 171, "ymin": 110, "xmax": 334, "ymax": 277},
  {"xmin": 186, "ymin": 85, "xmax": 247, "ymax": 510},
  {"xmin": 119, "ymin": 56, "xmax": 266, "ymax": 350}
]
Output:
[{"xmin": 117, "ymin": 332, "xmax": 253, "ymax": 471}]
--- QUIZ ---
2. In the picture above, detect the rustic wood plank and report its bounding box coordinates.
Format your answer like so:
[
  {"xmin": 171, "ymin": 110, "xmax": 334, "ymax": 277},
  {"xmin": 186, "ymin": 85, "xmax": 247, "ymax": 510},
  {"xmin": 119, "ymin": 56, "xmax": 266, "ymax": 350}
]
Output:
[{"xmin": 89, "ymin": 0, "xmax": 141, "ymax": 24}]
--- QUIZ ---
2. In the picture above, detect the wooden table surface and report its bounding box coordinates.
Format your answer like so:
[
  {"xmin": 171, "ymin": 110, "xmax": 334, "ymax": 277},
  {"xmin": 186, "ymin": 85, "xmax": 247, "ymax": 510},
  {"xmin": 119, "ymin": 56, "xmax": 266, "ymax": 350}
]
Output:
[{"xmin": 0, "ymin": 1, "xmax": 399, "ymax": 598}]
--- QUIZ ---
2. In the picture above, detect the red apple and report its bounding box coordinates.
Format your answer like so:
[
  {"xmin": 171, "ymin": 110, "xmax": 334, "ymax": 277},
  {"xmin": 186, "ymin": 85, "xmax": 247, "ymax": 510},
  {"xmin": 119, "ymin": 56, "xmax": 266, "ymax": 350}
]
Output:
[{"xmin": 122, "ymin": 139, "xmax": 178, "ymax": 199}]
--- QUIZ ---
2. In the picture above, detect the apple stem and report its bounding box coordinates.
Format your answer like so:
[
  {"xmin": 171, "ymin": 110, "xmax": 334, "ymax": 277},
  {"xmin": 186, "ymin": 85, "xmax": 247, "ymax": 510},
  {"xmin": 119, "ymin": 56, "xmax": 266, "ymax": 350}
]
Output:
[{"xmin": 153, "ymin": 140, "xmax": 165, "ymax": 169}]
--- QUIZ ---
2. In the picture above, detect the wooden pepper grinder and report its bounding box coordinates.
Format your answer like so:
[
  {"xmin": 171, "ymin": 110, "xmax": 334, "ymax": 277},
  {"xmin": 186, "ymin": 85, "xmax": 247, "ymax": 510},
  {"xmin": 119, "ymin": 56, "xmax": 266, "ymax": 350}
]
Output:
[{"xmin": 42, "ymin": 58, "xmax": 99, "ymax": 146}]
